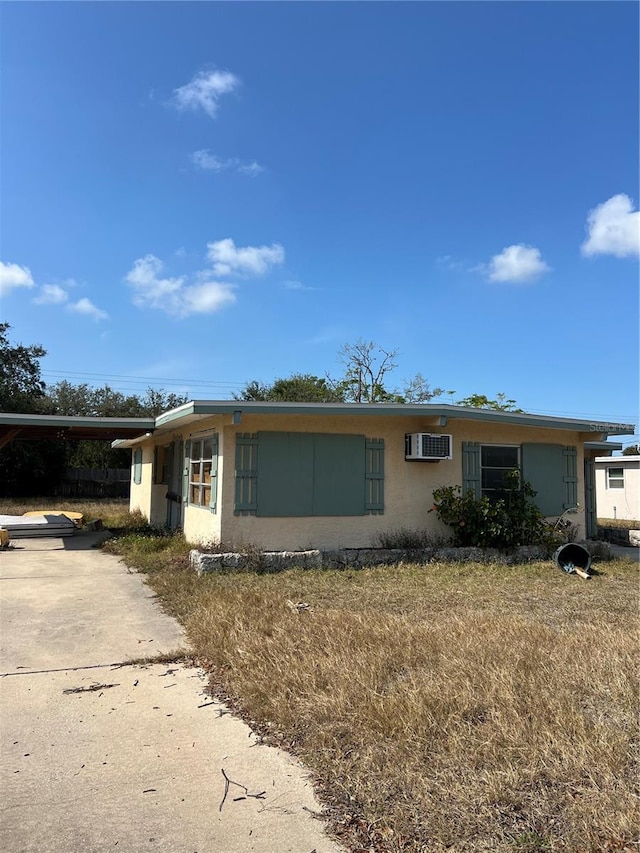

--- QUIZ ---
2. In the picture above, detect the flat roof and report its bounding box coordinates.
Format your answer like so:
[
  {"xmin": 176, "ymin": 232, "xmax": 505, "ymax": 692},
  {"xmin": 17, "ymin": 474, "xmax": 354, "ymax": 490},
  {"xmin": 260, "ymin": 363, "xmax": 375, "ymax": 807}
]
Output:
[
  {"xmin": 109, "ymin": 400, "xmax": 635, "ymax": 448},
  {"xmin": 154, "ymin": 400, "xmax": 635, "ymax": 433},
  {"xmin": 0, "ymin": 412, "xmax": 155, "ymax": 446}
]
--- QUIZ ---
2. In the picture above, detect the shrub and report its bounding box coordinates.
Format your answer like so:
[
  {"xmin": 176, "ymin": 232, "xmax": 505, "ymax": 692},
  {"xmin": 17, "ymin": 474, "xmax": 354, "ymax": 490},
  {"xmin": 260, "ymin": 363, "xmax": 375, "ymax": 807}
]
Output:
[
  {"xmin": 431, "ymin": 471, "xmax": 554, "ymax": 549},
  {"xmin": 374, "ymin": 527, "xmax": 449, "ymax": 549}
]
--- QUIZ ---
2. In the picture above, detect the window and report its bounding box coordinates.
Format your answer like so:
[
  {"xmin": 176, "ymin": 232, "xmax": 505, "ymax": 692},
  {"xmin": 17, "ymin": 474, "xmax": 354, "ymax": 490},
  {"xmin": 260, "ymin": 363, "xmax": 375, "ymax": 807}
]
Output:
[
  {"xmin": 480, "ymin": 445, "xmax": 519, "ymax": 497},
  {"xmin": 133, "ymin": 448, "xmax": 142, "ymax": 485},
  {"xmin": 463, "ymin": 442, "xmax": 576, "ymax": 517},
  {"xmin": 607, "ymin": 467, "xmax": 624, "ymax": 489},
  {"xmin": 188, "ymin": 436, "xmax": 218, "ymax": 509}
]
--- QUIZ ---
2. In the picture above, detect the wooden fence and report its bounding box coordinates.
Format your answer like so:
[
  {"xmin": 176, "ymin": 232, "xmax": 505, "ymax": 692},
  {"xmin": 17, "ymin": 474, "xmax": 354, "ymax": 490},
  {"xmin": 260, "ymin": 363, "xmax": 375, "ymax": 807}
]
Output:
[{"xmin": 55, "ymin": 468, "xmax": 131, "ymax": 499}]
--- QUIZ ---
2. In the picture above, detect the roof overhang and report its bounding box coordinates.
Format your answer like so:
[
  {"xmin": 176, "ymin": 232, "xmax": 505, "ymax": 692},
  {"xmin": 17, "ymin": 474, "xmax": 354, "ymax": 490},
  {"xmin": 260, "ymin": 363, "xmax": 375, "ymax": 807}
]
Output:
[
  {"xmin": 584, "ymin": 441, "xmax": 623, "ymax": 453},
  {"xmin": 112, "ymin": 400, "xmax": 636, "ymax": 448},
  {"xmin": 0, "ymin": 413, "xmax": 155, "ymax": 450}
]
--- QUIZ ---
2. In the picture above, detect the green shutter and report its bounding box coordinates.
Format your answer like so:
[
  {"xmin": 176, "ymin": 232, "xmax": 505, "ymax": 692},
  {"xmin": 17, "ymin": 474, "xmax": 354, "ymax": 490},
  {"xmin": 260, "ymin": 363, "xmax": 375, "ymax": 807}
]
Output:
[
  {"xmin": 133, "ymin": 448, "xmax": 142, "ymax": 485},
  {"xmin": 234, "ymin": 433, "xmax": 258, "ymax": 515},
  {"xmin": 583, "ymin": 458, "xmax": 595, "ymax": 538},
  {"xmin": 462, "ymin": 442, "xmax": 480, "ymax": 498},
  {"xmin": 312, "ymin": 434, "xmax": 366, "ymax": 516},
  {"xmin": 365, "ymin": 438, "xmax": 385, "ymax": 514},
  {"xmin": 256, "ymin": 432, "xmax": 314, "ymax": 516},
  {"xmin": 563, "ymin": 446, "xmax": 578, "ymax": 510},
  {"xmin": 209, "ymin": 434, "xmax": 219, "ymax": 513},
  {"xmin": 521, "ymin": 443, "xmax": 566, "ymax": 516},
  {"xmin": 182, "ymin": 440, "xmax": 190, "ymax": 507}
]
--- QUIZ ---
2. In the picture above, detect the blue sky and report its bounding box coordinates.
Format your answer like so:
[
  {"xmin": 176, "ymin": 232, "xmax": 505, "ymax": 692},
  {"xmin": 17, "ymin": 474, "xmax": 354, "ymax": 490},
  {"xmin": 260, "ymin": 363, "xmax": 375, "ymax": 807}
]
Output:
[{"xmin": 1, "ymin": 2, "xmax": 638, "ymax": 444}]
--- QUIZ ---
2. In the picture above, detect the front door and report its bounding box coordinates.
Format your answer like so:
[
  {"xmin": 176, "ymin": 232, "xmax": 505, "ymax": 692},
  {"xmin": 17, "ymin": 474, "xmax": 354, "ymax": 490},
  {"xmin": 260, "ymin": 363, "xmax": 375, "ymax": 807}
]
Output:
[
  {"xmin": 584, "ymin": 458, "xmax": 596, "ymax": 539},
  {"xmin": 166, "ymin": 440, "xmax": 184, "ymax": 530}
]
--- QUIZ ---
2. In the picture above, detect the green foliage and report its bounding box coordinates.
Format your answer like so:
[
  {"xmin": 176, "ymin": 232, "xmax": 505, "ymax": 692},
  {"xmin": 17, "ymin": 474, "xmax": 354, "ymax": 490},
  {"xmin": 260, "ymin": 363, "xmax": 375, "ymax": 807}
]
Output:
[
  {"xmin": 456, "ymin": 392, "xmax": 523, "ymax": 412},
  {"xmin": 622, "ymin": 444, "xmax": 639, "ymax": 456},
  {"xmin": 47, "ymin": 381, "xmax": 188, "ymax": 468},
  {"xmin": 0, "ymin": 323, "xmax": 48, "ymax": 413},
  {"xmin": 235, "ymin": 373, "xmax": 345, "ymax": 402},
  {"xmin": 431, "ymin": 471, "xmax": 553, "ymax": 548}
]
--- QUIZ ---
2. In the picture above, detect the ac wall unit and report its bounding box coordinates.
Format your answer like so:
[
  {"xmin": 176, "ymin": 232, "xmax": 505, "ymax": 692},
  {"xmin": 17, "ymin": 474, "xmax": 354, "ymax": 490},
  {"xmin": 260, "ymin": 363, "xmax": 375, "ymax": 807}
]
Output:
[{"xmin": 405, "ymin": 433, "xmax": 453, "ymax": 461}]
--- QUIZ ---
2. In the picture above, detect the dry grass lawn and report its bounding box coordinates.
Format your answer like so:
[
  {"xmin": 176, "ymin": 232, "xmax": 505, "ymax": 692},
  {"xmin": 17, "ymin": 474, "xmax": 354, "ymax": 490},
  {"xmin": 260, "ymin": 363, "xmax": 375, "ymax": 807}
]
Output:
[
  {"xmin": 3, "ymin": 500, "xmax": 638, "ymax": 852},
  {"xmin": 113, "ymin": 540, "xmax": 639, "ymax": 852}
]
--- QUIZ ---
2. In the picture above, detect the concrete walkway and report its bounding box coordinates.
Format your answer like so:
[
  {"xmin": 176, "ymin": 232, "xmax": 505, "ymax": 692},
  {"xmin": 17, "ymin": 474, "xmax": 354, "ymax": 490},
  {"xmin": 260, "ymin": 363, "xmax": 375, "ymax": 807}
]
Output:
[{"xmin": 0, "ymin": 533, "xmax": 343, "ymax": 853}]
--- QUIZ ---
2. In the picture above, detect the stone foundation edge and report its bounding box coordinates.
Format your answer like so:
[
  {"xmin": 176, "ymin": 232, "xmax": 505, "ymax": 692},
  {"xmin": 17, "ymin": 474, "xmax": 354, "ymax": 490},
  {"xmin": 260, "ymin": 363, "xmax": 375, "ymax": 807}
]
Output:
[{"xmin": 189, "ymin": 541, "xmax": 613, "ymax": 575}]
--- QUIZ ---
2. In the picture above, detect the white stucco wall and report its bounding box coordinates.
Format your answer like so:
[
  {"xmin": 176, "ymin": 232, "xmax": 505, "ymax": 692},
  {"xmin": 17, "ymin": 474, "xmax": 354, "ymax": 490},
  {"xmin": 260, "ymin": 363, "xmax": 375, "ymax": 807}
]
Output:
[
  {"xmin": 129, "ymin": 413, "xmax": 586, "ymax": 549},
  {"xmin": 595, "ymin": 456, "xmax": 640, "ymax": 521}
]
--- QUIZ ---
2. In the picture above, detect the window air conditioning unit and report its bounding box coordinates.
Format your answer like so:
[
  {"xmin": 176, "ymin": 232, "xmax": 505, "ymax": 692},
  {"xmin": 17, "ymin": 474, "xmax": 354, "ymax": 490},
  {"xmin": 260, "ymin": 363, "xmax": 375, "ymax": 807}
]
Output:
[{"xmin": 405, "ymin": 433, "xmax": 453, "ymax": 461}]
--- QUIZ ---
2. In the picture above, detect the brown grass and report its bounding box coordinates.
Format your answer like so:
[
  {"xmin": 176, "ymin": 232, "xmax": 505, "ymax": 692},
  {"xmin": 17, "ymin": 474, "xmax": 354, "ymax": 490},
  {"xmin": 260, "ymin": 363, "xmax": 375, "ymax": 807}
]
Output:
[
  {"xmin": 7, "ymin": 500, "xmax": 637, "ymax": 852},
  {"xmin": 598, "ymin": 518, "xmax": 640, "ymax": 530},
  {"xmin": 112, "ymin": 530, "xmax": 639, "ymax": 853},
  {"xmin": 0, "ymin": 496, "xmax": 132, "ymax": 528}
]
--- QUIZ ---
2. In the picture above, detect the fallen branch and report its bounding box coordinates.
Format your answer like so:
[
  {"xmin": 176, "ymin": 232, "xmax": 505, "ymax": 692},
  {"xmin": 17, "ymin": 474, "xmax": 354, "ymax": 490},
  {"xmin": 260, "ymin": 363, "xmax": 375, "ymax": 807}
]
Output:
[{"xmin": 219, "ymin": 768, "xmax": 266, "ymax": 812}]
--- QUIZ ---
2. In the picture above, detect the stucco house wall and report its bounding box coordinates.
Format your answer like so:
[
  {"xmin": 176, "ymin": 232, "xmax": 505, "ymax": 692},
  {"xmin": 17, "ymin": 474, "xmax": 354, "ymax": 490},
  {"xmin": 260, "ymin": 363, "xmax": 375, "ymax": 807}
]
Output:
[
  {"xmin": 124, "ymin": 406, "xmax": 594, "ymax": 550},
  {"xmin": 595, "ymin": 455, "xmax": 640, "ymax": 521}
]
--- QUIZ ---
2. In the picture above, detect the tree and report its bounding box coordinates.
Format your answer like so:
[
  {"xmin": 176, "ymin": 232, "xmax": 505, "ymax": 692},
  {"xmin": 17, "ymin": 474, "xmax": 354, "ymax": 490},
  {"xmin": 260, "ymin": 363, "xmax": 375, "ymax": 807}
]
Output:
[
  {"xmin": 456, "ymin": 392, "xmax": 523, "ymax": 412},
  {"xmin": 622, "ymin": 444, "xmax": 640, "ymax": 456},
  {"xmin": 0, "ymin": 324, "xmax": 66, "ymax": 496},
  {"xmin": 235, "ymin": 374, "xmax": 345, "ymax": 403},
  {"xmin": 46, "ymin": 381, "xmax": 188, "ymax": 468},
  {"xmin": 332, "ymin": 340, "xmax": 445, "ymax": 403},
  {"xmin": 0, "ymin": 323, "xmax": 48, "ymax": 413}
]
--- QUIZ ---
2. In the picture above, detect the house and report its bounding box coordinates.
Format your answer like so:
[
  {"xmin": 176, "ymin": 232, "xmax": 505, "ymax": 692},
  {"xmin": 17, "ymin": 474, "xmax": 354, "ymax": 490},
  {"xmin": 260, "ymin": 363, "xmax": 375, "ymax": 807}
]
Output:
[
  {"xmin": 594, "ymin": 455, "xmax": 640, "ymax": 522},
  {"xmin": 115, "ymin": 401, "xmax": 634, "ymax": 549}
]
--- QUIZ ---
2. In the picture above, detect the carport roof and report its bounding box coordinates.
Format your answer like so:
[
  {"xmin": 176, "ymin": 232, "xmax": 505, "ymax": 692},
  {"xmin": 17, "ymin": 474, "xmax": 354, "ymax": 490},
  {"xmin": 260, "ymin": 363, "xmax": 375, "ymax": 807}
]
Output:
[{"xmin": 0, "ymin": 412, "xmax": 155, "ymax": 449}]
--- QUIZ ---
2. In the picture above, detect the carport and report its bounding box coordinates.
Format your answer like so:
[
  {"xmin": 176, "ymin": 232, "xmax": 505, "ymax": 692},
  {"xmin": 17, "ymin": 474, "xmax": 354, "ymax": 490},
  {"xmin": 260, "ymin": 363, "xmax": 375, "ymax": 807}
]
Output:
[{"xmin": 0, "ymin": 412, "xmax": 155, "ymax": 450}]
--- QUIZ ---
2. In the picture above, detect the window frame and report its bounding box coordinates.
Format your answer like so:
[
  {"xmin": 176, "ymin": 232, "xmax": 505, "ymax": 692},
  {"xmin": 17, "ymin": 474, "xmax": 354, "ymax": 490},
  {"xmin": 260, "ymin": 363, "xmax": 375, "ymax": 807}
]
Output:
[
  {"xmin": 133, "ymin": 448, "xmax": 142, "ymax": 485},
  {"xmin": 188, "ymin": 435, "xmax": 217, "ymax": 510},
  {"xmin": 480, "ymin": 444, "xmax": 520, "ymax": 498},
  {"xmin": 606, "ymin": 466, "xmax": 624, "ymax": 489}
]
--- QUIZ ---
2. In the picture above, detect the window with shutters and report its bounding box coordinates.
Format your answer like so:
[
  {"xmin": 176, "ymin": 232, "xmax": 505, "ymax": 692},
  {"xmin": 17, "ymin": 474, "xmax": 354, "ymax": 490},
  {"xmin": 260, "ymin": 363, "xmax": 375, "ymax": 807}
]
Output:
[
  {"xmin": 188, "ymin": 435, "xmax": 218, "ymax": 510},
  {"xmin": 607, "ymin": 467, "xmax": 624, "ymax": 489},
  {"xmin": 480, "ymin": 445, "xmax": 519, "ymax": 498}
]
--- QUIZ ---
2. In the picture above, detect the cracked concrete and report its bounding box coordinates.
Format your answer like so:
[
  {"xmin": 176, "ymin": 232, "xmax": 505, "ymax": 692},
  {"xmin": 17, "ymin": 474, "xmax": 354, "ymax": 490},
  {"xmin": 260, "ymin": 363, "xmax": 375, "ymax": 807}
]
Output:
[{"xmin": 0, "ymin": 533, "xmax": 343, "ymax": 853}]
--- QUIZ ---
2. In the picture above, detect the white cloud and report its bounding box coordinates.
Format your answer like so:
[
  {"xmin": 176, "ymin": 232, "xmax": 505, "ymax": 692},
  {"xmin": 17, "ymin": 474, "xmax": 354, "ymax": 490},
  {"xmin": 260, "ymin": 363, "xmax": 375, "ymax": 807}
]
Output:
[
  {"xmin": 191, "ymin": 150, "xmax": 264, "ymax": 176},
  {"xmin": 482, "ymin": 244, "xmax": 550, "ymax": 284},
  {"xmin": 581, "ymin": 193, "xmax": 640, "ymax": 259},
  {"xmin": 181, "ymin": 281, "xmax": 236, "ymax": 315},
  {"xmin": 68, "ymin": 298, "xmax": 108, "ymax": 321},
  {"xmin": 207, "ymin": 237, "xmax": 284, "ymax": 277},
  {"xmin": 0, "ymin": 261, "xmax": 34, "ymax": 295},
  {"xmin": 236, "ymin": 160, "xmax": 264, "ymax": 177},
  {"xmin": 33, "ymin": 283, "xmax": 69, "ymax": 305},
  {"xmin": 125, "ymin": 254, "xmax": 236, "ymax": 318},
  {"xmin": 172, "ymin": 69, "xmax": 239, "ymax": 118},
  {"xmin": 126, "ymin": 254, "xmax": 185, "ymax": 311}
]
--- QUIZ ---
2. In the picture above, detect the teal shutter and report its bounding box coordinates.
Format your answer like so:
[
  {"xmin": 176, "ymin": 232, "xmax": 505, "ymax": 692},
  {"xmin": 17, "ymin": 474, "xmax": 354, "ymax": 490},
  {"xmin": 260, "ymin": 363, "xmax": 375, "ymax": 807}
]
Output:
[
  {"xmin": 584, "ymin": 458, "xmax": 596, "ymax": 538},
  {"xmin": 521, "ymin": 443, "xmax": 566, "ymax": 516},
  {"xmin": 133, "ymin": 448, "xmax": 142, "ymax": 485},
  {"xmin": 312, "ymin": 434, "xmax": 365, "ymax": 516},
  {"xmin": 462, "ymin": 442, "xmax": 480, "ymax": 498},
  {"xmin": 365, "ymin": 438, "xmax": 385, "ymax": 514},
  {"xmin": 234, "ymin": 433, "xmax": 258, "ymax": 515},
  {"xmin": 563, "ymin": 446, "xmax": 578, "ymax": 510},
  {"xmin": 257, "ymin": 432, "xmax": 314, "ymax": 516},
  {"xmin": 209, "ymin": 434, "xmax": 219, "ymax": 513},
  {"xmin": 183, "ymin": 440, "xmax": 190, "ymax": 507},
  {"xmin": 153, "ymin": 446, "xmax": 159, "ymax": 484}
]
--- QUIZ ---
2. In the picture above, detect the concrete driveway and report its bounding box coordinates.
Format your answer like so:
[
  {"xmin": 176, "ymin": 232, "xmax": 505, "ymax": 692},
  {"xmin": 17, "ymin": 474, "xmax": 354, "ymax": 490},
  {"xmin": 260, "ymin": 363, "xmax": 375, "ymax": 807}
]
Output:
[{"xmin": 0, "ymin": 533, "xmax": 343, "ymax": 853}]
